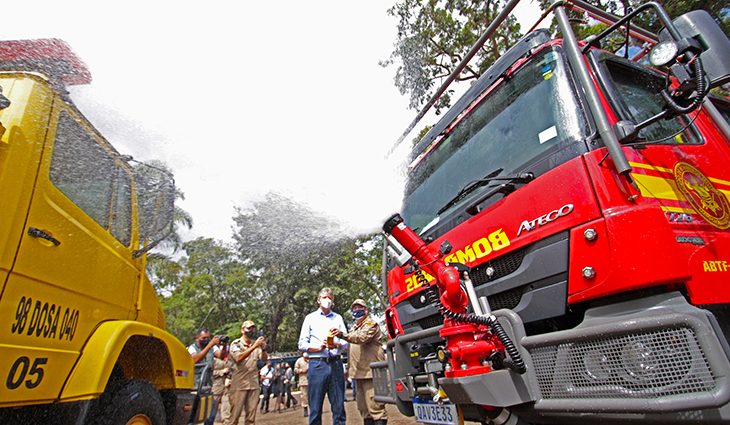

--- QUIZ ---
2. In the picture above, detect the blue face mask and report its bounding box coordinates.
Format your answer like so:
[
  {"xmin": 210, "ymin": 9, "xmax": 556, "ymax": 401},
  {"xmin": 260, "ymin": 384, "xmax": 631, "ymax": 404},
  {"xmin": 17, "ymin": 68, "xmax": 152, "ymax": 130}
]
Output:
[{"xmin": 352, "ymin": 309, "xmax": 366, "ymax": 319}]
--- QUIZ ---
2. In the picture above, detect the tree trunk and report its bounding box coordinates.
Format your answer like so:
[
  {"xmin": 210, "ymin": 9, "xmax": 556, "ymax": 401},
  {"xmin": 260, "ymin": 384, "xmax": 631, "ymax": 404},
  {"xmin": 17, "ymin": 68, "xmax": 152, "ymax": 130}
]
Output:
[{"xmin": 267, "ymin": 297, "xmax": 288, "ymax": 352}]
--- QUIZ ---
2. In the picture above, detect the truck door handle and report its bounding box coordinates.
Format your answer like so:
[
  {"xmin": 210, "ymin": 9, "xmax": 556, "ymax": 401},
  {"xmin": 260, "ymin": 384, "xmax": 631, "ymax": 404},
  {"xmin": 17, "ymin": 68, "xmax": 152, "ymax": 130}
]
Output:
[{"xmin": 28, "ymin": 227, "xmax": 61, "ymax": 246}]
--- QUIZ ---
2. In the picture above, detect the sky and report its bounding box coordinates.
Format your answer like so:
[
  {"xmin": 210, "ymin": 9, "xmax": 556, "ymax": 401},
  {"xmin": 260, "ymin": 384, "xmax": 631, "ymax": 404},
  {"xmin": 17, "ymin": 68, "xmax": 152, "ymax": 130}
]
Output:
[{"xmin": 2, "ymin": 0, "xmax": 542, "ymax": 243}]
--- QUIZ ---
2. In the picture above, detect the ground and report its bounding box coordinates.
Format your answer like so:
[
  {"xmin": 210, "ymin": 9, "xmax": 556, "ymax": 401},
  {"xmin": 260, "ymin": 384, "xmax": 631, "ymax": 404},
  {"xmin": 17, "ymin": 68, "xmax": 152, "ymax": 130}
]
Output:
[{"xmin": 215, "ymin": 388, "xmax": 419, "ymax": 425}]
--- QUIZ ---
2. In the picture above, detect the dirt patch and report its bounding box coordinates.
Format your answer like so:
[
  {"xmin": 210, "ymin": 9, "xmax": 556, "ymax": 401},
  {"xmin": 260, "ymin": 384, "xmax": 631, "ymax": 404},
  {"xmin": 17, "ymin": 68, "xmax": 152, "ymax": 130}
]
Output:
[{"xmin": 215, "ymin": 388, "xmax": 419, "ymax": 425}]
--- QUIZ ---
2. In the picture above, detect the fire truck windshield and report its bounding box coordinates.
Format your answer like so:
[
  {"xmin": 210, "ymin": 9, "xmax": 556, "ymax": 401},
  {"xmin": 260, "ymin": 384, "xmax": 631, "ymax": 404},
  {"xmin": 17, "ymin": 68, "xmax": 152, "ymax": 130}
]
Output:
[{"xmin": 402, "ymin": 47, "xmax": 588, "ymax": 232}]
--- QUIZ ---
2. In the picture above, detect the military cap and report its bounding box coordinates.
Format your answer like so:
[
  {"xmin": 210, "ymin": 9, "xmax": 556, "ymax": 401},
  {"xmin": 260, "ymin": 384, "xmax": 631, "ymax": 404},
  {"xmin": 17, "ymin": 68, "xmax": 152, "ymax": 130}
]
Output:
[{"xmin": 350, "ymin": 299, "xmax": 367, "ymax": 309}]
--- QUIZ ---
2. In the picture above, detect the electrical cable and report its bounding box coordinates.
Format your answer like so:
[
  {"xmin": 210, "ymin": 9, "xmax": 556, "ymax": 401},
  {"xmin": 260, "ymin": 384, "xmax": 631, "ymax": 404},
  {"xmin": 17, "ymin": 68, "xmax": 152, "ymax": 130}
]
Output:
[
  {"xmin": 661, "ymin": 55, "xmax": 707, "ymax": 115},
  {"xmin": 630, "ymin": 103, "xmax": 704, "ymax": 147}
]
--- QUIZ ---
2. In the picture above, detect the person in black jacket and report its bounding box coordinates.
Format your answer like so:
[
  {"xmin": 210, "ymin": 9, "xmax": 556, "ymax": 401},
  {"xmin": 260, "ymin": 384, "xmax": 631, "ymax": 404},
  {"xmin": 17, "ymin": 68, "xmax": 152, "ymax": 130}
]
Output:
[
  {"xmin": 271, "ymin": 363, "xmax": 286, "ymax": 413},
  {"xmin": 284, "ymin": 362, "xmax": 298, "ymax": 408}
]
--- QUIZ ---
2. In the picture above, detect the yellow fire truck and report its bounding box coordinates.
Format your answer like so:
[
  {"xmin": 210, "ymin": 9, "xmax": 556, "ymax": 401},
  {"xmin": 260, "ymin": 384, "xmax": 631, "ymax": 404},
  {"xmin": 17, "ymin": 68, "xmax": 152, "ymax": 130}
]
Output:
[{"xmin": 0, "ymin": 39, "xmax": 210, "ymax": 425}]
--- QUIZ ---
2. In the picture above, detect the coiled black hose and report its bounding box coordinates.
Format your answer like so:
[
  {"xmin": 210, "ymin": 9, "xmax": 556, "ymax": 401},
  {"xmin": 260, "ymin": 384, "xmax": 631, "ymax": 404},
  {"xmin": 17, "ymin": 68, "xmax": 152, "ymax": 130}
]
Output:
[
  {"xmin": 661, "ymin": 56, "xmax": 707, "ymax": 115},
  {"xmin": 419, "ymin": 271, "xmax": 527, "ymax": 374}
]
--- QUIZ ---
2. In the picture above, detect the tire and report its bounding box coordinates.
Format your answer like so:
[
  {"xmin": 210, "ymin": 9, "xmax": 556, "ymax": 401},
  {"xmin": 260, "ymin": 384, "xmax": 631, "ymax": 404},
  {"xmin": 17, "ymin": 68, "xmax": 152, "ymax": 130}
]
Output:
[{"xmin": 91, "ymin": 379, "xmax": 166, "ymax": 425}]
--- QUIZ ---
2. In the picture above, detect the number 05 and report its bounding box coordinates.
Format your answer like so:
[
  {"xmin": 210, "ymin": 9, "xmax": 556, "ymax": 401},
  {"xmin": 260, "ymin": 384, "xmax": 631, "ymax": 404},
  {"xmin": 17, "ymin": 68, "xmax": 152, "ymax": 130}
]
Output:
[{"xmin": 6, "ymin": 356, "xmax": 48, "ymax": 390}]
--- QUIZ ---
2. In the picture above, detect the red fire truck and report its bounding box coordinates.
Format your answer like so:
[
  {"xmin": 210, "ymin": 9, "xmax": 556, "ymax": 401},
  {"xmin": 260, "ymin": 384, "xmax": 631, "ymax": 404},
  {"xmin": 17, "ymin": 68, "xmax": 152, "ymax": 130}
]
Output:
[{"xmin": 374, "ymin": 1, "xmax": 730, "ymax": 424}]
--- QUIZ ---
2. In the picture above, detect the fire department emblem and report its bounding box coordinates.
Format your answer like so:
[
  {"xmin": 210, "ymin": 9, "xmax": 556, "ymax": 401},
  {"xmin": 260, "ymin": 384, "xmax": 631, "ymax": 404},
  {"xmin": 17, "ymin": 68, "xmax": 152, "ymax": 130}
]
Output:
[{"xmin": 674, "ymin": 162, "xmax": 730, "ymax": 230}]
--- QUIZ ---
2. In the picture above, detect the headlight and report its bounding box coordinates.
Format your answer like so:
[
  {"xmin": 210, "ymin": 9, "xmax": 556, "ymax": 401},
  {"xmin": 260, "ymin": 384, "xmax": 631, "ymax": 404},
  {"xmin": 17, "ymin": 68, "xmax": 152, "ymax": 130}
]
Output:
[
  {"xmin": 649, "ymin": 40, "xmax": 679, "ymax": 67},
  {"xmin": 583, "ymin": 348, "xmax": 611, "ymax": 381},
  {"xmin": 621, "ymin": 341, "xmax": 658, "ymax": 380}
]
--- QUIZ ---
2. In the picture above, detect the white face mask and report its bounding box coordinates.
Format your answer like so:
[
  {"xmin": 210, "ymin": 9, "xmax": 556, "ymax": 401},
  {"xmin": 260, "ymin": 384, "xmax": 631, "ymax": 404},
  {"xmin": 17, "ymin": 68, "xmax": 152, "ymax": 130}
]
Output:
[{"xmin": 320, "ymin": 297, "xmax": 333, "ymax": 310}]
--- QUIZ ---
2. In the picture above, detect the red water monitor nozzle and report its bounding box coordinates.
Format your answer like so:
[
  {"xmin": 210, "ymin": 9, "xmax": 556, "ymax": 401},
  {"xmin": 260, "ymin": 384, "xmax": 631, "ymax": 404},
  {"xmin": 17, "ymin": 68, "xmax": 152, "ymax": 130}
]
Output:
[{"xmin": 383, "ymin": 214, "xmax": 466, "ymax": 312}]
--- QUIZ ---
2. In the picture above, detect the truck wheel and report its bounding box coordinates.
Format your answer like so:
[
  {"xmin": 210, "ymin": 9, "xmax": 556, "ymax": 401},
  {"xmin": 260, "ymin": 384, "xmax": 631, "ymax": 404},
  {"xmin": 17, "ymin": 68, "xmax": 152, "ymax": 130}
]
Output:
[{"xmin": 93, "ymin": 379, "xmax": 166, "ymax": 425}]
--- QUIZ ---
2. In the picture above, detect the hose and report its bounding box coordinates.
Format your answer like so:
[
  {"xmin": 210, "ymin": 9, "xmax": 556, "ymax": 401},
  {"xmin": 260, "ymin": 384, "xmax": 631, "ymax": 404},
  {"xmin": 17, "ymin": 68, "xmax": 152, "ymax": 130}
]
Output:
[
  {"xmin": 661, "ymin": 56, "xmax": 707, "ymax": 115},
  {"xmin": 417, "ymin": 271, "xmax": 527, "ymax": 374}
]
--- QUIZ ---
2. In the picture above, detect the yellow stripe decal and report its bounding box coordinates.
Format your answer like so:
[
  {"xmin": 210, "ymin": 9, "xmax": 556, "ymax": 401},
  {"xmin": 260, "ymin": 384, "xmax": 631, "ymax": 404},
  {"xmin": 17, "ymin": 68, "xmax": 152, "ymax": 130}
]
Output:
[
  {"xmin": 660, "ymin": 206, "xmax": 695, "ymax": 213},
  {"xmin": 630, "ymin": 162, "xmax": 730, "ymax": 188},
  {"xmin": 629, "ymin": 161, "xmax": 673, "ymax": 174},
  {"xmin": 710, "ymin": 177, "xmax": 730, "ymax": 187},
  {"xmin": 633, "ymin": 174, "xmax": 686, "ymax": 201}
]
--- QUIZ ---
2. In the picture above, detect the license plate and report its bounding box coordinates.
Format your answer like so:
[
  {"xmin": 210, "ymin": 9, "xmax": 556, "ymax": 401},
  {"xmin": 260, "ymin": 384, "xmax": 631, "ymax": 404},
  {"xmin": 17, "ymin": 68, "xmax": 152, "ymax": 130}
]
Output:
[{"xmin": 413, "ymin": 398, "xmax": 460, "ymax": 425}]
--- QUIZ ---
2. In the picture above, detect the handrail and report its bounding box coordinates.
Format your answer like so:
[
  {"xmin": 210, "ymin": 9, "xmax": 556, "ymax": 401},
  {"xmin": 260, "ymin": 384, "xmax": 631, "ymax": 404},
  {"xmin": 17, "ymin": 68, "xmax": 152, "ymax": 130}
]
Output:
[
  {"xmin": 564, "ymin": 0, "xmax": 659, "ymax": 44},
  {"xmin": 555, "ymin": 3, "xmax": 632, "ymax": 175}
]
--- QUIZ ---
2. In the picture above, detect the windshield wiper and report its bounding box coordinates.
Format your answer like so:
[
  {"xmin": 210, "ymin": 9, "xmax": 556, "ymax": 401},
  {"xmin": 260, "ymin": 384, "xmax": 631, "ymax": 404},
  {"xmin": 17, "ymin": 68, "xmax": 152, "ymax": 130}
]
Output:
[
  {"xmin": 437, "ymin": 170, "xmax": 534, "ymax": 215},
  {"xmin": 437, "ymin": 168, "xmax": 503, "ymax": 215}
]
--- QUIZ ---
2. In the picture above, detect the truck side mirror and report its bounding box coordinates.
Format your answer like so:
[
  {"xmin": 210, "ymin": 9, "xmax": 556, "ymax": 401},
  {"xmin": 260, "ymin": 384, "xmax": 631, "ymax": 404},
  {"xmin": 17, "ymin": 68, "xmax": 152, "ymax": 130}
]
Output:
[{"xmin": 133, "ymin": 164, "xmax": 176, "ymax": 258}]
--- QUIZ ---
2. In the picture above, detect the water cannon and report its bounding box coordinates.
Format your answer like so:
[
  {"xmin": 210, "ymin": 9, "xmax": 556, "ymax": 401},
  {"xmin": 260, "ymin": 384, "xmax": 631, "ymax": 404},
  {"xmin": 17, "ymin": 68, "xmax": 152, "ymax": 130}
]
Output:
[
  {"xmin": 383, "ymin": 213, "xmax": 526, "ymax": 376},
  {"xmin": 383, "ymin": 214, "xmax": 466, "ymax": 312}
]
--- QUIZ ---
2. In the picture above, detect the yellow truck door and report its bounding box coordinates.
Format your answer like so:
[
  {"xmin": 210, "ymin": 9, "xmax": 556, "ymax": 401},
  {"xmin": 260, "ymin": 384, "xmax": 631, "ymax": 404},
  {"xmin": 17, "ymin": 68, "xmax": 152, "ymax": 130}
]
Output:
[
  {"xmin": 0, "ymin": 75, "xmax": 52, "ymax": 302},
  {"xmin": 0, "ymin": 100, "xmax": 141, "ymax": 406}
]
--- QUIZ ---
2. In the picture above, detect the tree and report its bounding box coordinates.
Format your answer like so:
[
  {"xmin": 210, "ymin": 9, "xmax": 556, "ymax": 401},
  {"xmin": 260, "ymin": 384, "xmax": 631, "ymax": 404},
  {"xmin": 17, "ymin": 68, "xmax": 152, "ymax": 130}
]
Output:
[
  {"xmin": 608, "ymin": 0, "xmax": 729, "ymax": 36},
  {"xmin": 232, "ymin": 193, "xmax": 343, "ymax": 351},
  {"xmin": 317, "ymin": 234, "xmax": 387, "ymax": 314},
  {"xmin": 156, "ymin": 192, "xmax": 388, "ymax": 350},
  {"xmin": 146, "ymin": 252, "xmax": 184, "ymax": 295},
  {"xmin": 231, "ymin": 193, "xmax": 387, "ymax": 352},
  {"xmin": 381, "ymin": 0, "xmax": 522, "ymax": 113},
  {"xmin": 160, "ymin": 237, "xmax": 254, "ymax": 343}
]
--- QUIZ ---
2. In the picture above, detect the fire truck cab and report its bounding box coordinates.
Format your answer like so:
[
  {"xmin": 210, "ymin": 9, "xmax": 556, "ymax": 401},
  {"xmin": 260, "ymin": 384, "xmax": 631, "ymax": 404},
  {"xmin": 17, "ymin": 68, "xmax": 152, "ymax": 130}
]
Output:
[
  {"xmin": 376, "ymin": 2, "xmax": 730, "ymax": 424},
  {"xmin": 0, "ymin": 39, "xmax": 209, "ymax": 424}
]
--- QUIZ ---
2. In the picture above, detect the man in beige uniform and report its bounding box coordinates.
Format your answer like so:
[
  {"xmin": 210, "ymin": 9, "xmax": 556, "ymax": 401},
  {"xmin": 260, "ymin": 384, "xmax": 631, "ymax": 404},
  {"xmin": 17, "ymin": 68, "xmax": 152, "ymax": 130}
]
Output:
[
  {"xmin": 225, "ymin": 320, "xmax": 267, "ymax": 425},
  {"xmin": 211, "ymin": 346, "xmax": 231, "ymax": 424},
  {"xmin": 331, "ymin": 299, "xmax": 388, "ymax": 425},
  {"xmin": 294, "ymin": 352, "xmax": 310, "ymax": 417}
]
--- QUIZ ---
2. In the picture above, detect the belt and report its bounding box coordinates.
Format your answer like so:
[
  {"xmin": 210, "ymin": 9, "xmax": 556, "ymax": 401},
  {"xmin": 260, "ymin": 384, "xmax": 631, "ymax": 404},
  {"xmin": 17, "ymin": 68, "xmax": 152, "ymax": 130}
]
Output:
[{"xmin": 309, "ymin": 355, "xmax": 341, "ymax": 363}]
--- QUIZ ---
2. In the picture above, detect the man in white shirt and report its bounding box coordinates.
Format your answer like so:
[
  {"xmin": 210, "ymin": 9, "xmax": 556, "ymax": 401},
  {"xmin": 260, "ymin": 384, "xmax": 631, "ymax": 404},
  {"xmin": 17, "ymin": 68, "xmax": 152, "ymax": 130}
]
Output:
[
  {"xmin": 298, "ymin": 287, "xmax": 348, "ymax": 425},
  {"xmin": 187, "ymin": 327, "xmax": 220, "ymax": 388},
  {"xmin": 259, "ymin": 360, "xmax": 274, "ymax": 413}
]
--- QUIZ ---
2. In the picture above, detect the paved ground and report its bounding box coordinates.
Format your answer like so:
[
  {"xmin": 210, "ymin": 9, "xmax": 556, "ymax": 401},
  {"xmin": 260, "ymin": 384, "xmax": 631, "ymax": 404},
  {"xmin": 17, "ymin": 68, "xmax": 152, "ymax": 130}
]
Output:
[{"xmin": 215, "ymin": 388, "xmax": 419, "ymax": 425}]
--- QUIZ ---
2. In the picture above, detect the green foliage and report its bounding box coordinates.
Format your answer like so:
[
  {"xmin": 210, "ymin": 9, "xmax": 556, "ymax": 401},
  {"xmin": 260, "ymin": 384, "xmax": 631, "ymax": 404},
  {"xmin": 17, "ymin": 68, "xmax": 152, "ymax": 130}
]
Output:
[
  {"xmin": 640, "ymin": 0, "xmax": 728, "ymax": 36},
  {"xmin": 157, "ymin": 192, "xmax": 386, "ymax": 352},
  {"xmin": 146, "ymin": 252, "xmax": 184, "ymax": 294},
  {"xmin": 413, "ymin": 125, "xmax": 433, "ymax": 147},
  {"xmin": 158, "ymin": 237, "xmax": 254, "ymax": 344},
  {"xmin": 382, "ymin": 0, "xmax": 522, "ymax": 113}
]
